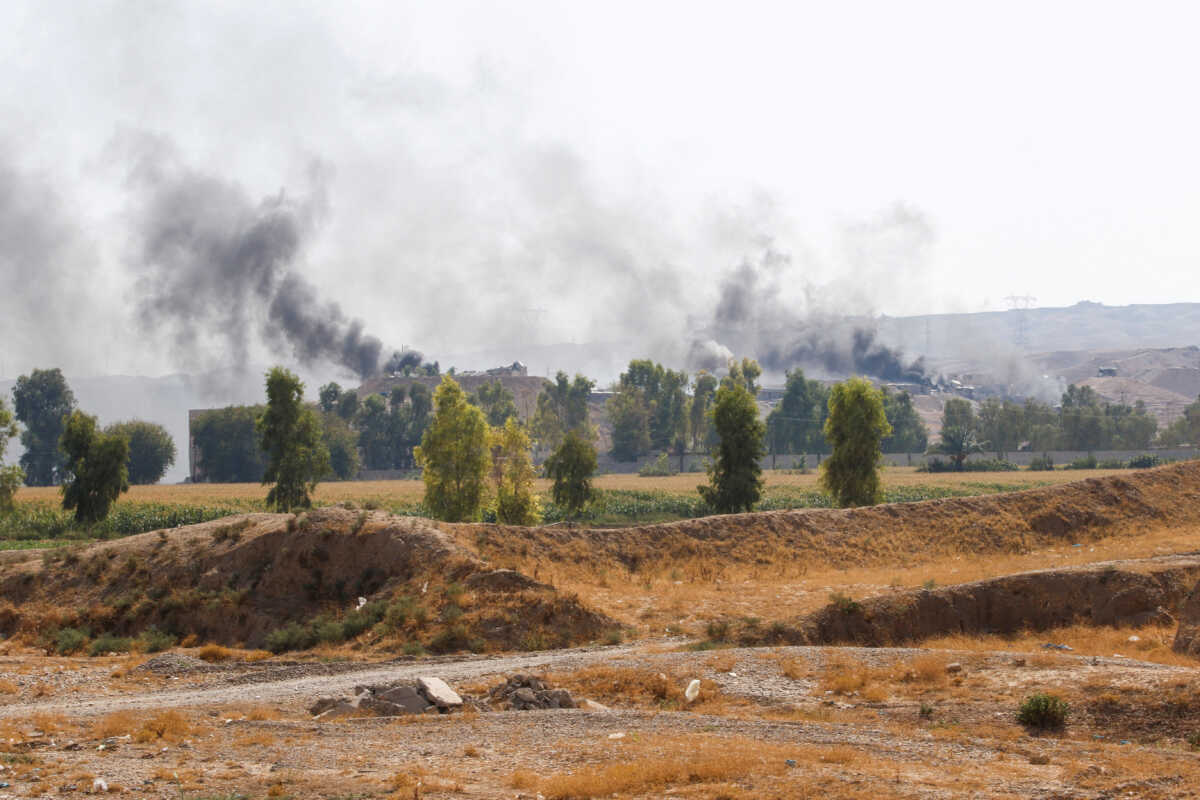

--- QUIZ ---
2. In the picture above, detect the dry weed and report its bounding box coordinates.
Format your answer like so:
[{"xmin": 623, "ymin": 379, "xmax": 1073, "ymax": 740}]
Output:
[
  {"xmin": 0, "ymin": 679, "xmax": 17, "ymax": 694},
  {"xmin": 133, "ymin": 710, "xmax": 194, "ymax": 743}
]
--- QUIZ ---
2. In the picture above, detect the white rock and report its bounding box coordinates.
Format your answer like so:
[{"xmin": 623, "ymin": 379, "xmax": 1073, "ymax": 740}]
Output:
[
  {"xmin": 356, "ymin": 596, "xmax": 367, "ymax": 610},
  {"xmin": 684, "ymin": 679, "xmax": 701, "ymax": 702},
  {"xmin": 580, "ymin": 699, "xmax": 610, "ymax": 712},
  {"xmin": 1127, "ymin": 635, "xmax": 1140, "ymax": 642},
  {"xmin": 607, "ymin": 732, "xmax": 625, "ymax": 739},
  {"xmin": 92, "ymin": 777, "xmax": 108, "ymax": 792},
  {"xmin": 417, "ymin": 676, "xmax": 462, "ymax": 707}
]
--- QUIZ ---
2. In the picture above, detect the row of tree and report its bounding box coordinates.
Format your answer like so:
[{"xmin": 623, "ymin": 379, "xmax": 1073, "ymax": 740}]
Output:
[{"xmin": 3, "ymin": 368, "xmax": 177, "ymax": 488}]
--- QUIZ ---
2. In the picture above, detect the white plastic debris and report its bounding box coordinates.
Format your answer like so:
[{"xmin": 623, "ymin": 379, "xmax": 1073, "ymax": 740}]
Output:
[
  {"xmin": 356, "ymin": 596, "xmax": 367, "ymax": 610},
  {"xmin": 684, "ymin": 679, "xmax": 701, "ymax": 702},
  {"xmin": 92, "ymin": 778, "xmax": 108, "ymax": 792},
  {"xmin": 1127, "ymin": 635, "xmax": 1140, "ymax": 643},
  {"xmin": 607, "ymin": 732, "xmax": 625, "ymax": 740}
]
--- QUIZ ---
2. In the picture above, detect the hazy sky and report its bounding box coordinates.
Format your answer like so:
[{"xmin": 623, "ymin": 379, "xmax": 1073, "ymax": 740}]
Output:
[{"xmin": 2, "ymin": 0, "xmax": 1198, "ymax": 380}]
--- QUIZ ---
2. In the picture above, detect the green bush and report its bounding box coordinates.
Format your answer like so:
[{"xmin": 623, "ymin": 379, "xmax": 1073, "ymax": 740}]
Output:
[
  {"xmin": 265, "ymin": 622, "xmax": 317, "ymax": 654},
  {"xmin": 1065, "ymin": 455, "xmax": 1098, "ymax": 470},
  {"xmin": 88, "ymin": 633, "xmax": 132, "ymax": 656},
  {"xmin": 1027, "ymin": 454, "xmax": 1055, "ymax": 471},
  {"xmin": 1096, "ymin": 458, "xmax": 1127, "ymax": 469},
  {"xmin": 139, "ymin": 627, "xmax": 176, "ymax": 653},
  {"xmin": 1128, "ymin": 454, "xmax": 1162, "ymax": 469},
  {"xmin": 55, "ymin": 627, "xmax": 89, "ymax": 655},
  {"xmin": 828, "ymin": 591, "xmax": 862, "ymax": 614},
  {"xmin": 637, "ymin": 453, "xmax": 676, "ymax": 477},
  {"xmin": 921, "ymin": 457, "xmax": 1019, "ymax": 473},
  {"xmin": 1017, "ymin": 692, "xmax": 1070, "ymax": 729}
]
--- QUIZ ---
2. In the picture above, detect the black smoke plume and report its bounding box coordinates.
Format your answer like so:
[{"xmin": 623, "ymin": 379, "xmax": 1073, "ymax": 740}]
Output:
[
  {"xmin": 690, "ymin": 247, "xmax": 927, "ymax": 383},
  {"xmin": 383, "ymin": 349, "xmax": 424, "ymax": 374},
  {"xmin": 120, "ymin": 134, "xmax": 385, "ymax": 378}
]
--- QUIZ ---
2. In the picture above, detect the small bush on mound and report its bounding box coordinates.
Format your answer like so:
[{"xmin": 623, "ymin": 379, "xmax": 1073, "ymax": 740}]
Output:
[
  {"xmin": 1018, "ymin": 692, "xmax": 1069, "ymax": 730},
  {"xmin": 829, "ymin": 592, "xmax": 862, "ymax": 614},
  {"xmin": 920, "ymin": 458, "xmax": 1019, "ymax": 473},
  {"xmin": 1128, "ymin": 454, "xmax": 1162, "ymax": 469},
  {"xmin": 88, "ymin": 633, "xmax": 132, "ymax": 657},
  {"xmin": 1028, "ymin": 454, "xmax": 1055, "ymax": 471},
  {"xmin": 637, "ymin": 453, "xmax": 676, "ymax": 477},
  {"xmin": 55, "ymin": 627, "xmax": 89, "ymax": 655},
  {"xmin": 139, "ymin": 627, "xmax": 175, "ymax": 653},
  {"xmin": 1065, "ymin": 455, "xmax": 1098, "ymax": 470}
]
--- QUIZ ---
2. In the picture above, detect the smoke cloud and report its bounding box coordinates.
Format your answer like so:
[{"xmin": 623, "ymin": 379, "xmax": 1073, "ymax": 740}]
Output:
[
  {"xmin": 119, "ymin": 134, "xmax": 385, "ymax": 379},
  {"xmin": 689, "ymin": 205, "xmax": 932, "ymax": 383}
]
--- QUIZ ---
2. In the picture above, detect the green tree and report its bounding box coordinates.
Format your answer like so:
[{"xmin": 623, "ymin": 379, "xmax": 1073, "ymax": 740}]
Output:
[
  {"xmin": 724, "ymin": 358, "xmax": 762, "ymax": 396},
  {"xmin": 698, "ymin": 380, "xmax": 765, "ymax": 513},
  {"xmin": 689, "ymin": 371, "xmax": 718, "ymax": 451},
  {"xmin": 543, "ymin": 429, "xmax": 597, "ymax": 518},
  {"xmin": 930, "ymin": 397, "xmax": 984, "ymax": 470},
  {"xmin": 1059, "ymin": 385, "xmax": 1104, "ymax": 452},
  {"xmin": 318, "ymin": 382, "xmax": 342, "ymax": 413},
  {"xmin": 12, "ymin": 367, "xmax": 75, "ymax": 486},
  {"xmin": 59, "ymin": 410, "xmax": 130, "ymax": 524},
  {"xmin": 0, "ymin": 397, "xmax": 24, "ymax": 512},
  {"xmin": 606, "ymin": 385, "xmax": 652, "ymax": 461},
  {"xmin": 104, "ymin": 420, "xmax": 176, "ymax": 485},
  {"xmin": 414, "ymin": 376, "xmax": 490, "ymax": 522},
  {"xmin": 1159, "ymin": 394, "xmax": 1200, "ymax": 446},
  {"xmin": 489, "ymin": 418, "xmax": 539, "ymax": 525},
  {"xmin": 820, "ymin": 377, "xmax": 892, "ymax": 507},
  {"xmin": 881, "ymin": 388, "xmax": 928, "ymax": 454},
  {"xmin": 531, "ymin": 372, "xmax": 595, "ymax": 451},
  {"xmin": 471, "ymin": 380, "xmax": 518, "ymax": 427},
  {"xmin": 190, "ymin": 406, "xmax": 266, "ymax": 482},
  {"xmin": 320, "ymin": 412, "xmax": 360, "ymax": 480},
  {"xmin": 766, "ymin": 368, "xmax": 828, "ymax": 462},
  {"xmin": 356, "ymin": 394, "xmax": 393, "ymax": 469},
  {"xmin": 336, "ymin": 391, "xmax": 360, "ymax": 421},
  {"xmin": 257, "ymin": 367, "xmax": 331, "ymax": 511}
]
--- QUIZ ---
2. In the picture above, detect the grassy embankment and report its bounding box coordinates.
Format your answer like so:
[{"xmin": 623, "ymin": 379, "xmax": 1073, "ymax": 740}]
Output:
[{"xmin": 1, "ymin": 466, "xmax": 1134, "ymax": 546}]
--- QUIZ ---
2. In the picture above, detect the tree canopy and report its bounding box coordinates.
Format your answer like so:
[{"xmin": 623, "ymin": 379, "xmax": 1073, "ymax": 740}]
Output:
[
  {"xmin": 698, "ymin": 379, "xmax": 765, "ymax": 513},
  {"xmin": 489, "ymin": 417, "xmax": 539, "ymax": 525},
  {"xmin": 820, "ymin": 377, "xmax": 892, "ymax": 507},
  {"xmin": 0, "ymin": 398, "xmax": 24, "ymax": 511},
  {"xmin": 471, "ymin": 380, "xmax": 518, "ymax": 427},
  {"xmin": 192, "ymin": 406, "xmax": 267, "ymax": 482},
  {"xmin": 257, "ymin": 367, "xmax": 330, "ymax": 511},
  {"xmin": 60, "ymin": 410, "xmax": 129, "ymax": 523},
  {"xmin": 104, "ymin": 420, "xmax": 176, "ymax": 484},
  {"xmin": 414, "ymin": 376, "xmax": 490, "ymax": 522},
  {"xmin": 12, "ymin": 367, "xmax": 75, "ymax": 486},
  {"xmin": 543, "ymin": 429, "xmax": 597, "ymax": 518},
  {"xmin": 531, "ymin": 372, "xmax": 594, "ymax": 451},
  {"xmin": 930, "ymin": 397, "xmax": 984, "ymax": 470}
]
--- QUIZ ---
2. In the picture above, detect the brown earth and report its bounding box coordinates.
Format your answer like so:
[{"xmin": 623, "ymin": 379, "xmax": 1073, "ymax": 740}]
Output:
[
  {"xmin": 454, "ymin": 461, "xmax": 1200, "ymax": 579},
  {"xmin": 734, "ymin": 553, "xmax": 1200, "ymax": 647},
  {"xmin": 0, "ymin": 507, "xmax": 614, "ymax": 652},
  {"xmin": 1171, "ymin": 577, "xmax": 1200, "ymax": 656}
]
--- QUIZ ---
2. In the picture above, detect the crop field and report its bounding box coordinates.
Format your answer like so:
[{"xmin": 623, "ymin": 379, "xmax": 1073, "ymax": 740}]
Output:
[{"xmin": 4, "ymin": 466, "xmax": 1133, "ymax": 538}]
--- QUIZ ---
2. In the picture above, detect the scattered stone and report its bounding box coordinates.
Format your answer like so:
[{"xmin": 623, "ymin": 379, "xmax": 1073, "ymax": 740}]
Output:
[
  {"xmin": 131, "ymin": 653, "xmax": 207, "ymax": 675},
  {"xmin": 488, "ymin": 675, "xmax": 576, "ymax": 710},
  {"xmin": 945, "ymin": 662, "xmax": 963, "ymax": 674},
  {"xmin": 418, "ymin": 676, "xmax": 463, "ymax": 709},
  {"xmin": 580, "ymin": 699, "xmax": 610, "ymax": 712},
  {"xmin": 1040, "ymin": 643, "xmax": 1073, "ymax": 651},
  {"xmin": 1029, "ymin": 754, "xmax": 1050, "ymax": 765},
  {"xmin": 308, "ymin": 698, "xmax": 340, "ymax": 717},
  {"xmin": 1012, "ymin": 658, "xmax": 1026, "ymax": 667}
]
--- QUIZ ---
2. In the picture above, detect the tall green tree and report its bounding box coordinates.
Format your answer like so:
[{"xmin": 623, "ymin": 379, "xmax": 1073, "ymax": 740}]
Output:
[
  {"xmin": 318, "ymin": 382, "xmax": 342, "ymax": 413},
  {"xmin": 766, "ymin": 368, "xmax": 827, "ymax": 459},
  {"xmin": 606, "ymin": 386, "xmax": 652, "ymax": 461},
  {"xmin": 489, "ymin": 417, "xmax": 539, "ymax": 525},
  {"xmin": 320, "ymin": 412, "xmax": 360, "ymax": 480},
  {"xmin": 0, "ymin": 398, "xmax": 24, "ymax": 511},
  {"xmin": 930, "ymin": 397, "xmax": 984, "ymax": 470},
  {"xmin": 1159, "ymin": 394, "xmax": 1200, "ymax": 446},
  {"xmin": 531, "ymin": 372, "xmax": 595, "ymax": 450},
  {"xmin": 698, "ymin": 379, "xmax": 765, "ymax": 513},
  {"xmin": 724, "ymin": 358, "xmax": 762, "ymax": 396},
  {"xmin": 414, "ymin": 376, "xmax": 490, "ymax": 522},
  {"xmin": 257, "ymin": 368, "xmax": 330, "ymax": 511},
  {"xmin": 881, "ymin": 388, "xmax": 928, "ymax": 454},
  {"xmin": 59, "ymin": 410, "xmax": 130, "ymax": 524},
  {"xmin": 689, "ymin": 371, "xmax": 718, "ymax": 451},
  {"xmin": 104, "ymin": 420, "xmax": 176, "ymax": 484},
  {"xmin": 543, "ymin": 429, "xmax": 597, "ymax": 518},
  {"xmin": 191, "ymin": 406, "xmax": 266, "ymax": 482},
  {"xmin": 356, "ymin": 394, "xmax": 393, "ymax": 470},
  {"xmin": 820, "ymin": 377, "xmax": 892, "ymax": 507},
  {"xmin": 12, "ymin": 367, "xmax": 75, "ymax": 486},
  {"xmin": 471, "ymin": 380, "xmax": 518, "ymax": 427}
]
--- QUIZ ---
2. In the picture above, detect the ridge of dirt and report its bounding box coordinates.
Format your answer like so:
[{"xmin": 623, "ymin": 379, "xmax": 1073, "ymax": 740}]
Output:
[
  {"xmin": 0, "ymin": 507, "xmax": 615, "ymax": 651},
  {"xmin": 456, "ymin": 462, "xmax": 1200, "ymax": 575},
  {"xmin": 731, "ymin": 552, "xmax": 1200, "ymax": 647}
]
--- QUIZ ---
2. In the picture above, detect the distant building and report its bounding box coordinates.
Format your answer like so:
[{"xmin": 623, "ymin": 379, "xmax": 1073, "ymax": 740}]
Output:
[{"xmin": 1098, "ymin": 365, "xmax": 1118, "ymax": 377}]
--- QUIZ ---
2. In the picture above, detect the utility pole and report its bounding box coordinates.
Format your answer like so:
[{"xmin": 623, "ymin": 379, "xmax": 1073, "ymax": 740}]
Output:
[{"xmin": 1003, "ymin": 295, "xmax": 1037, "ymax": 351}]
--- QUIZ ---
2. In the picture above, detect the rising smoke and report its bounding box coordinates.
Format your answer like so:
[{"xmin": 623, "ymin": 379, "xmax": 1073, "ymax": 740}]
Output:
[
  {"xmin": 688, "ymin": 205, "xmax": 932, "ymax": 383},
  {"xmin": 119, "ymin": 134, "xmax": 385, "ymax": 379}
]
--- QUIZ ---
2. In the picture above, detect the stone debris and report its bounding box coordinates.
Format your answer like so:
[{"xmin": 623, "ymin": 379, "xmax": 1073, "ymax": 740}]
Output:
[
  {"xmin": 684, "ymin": 679, "xmax": 701, "ymax": 702},
  {"xmin": 310, "ymin": 678, "xmax": 463, "ymax": 719},
  {"xmin": 487, "ymin": 674, "xmax": 576, "ymax": 710},
  {"xmin": 418, "ymin": 676, "xmax": 463, "ymax": 709},
  {"xmin": 131, "ymin": 653, "xmax": 208, "ymax": 675},
  {"xmin": 945, "ymin": 662, "xmax": 963, "ymax": 674}
]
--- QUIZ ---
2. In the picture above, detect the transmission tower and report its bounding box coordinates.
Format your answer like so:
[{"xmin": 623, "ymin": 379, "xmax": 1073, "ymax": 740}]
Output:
[{"xmin": 1004, "ymin": 294, "xmax": 1036, "ymax": 351}]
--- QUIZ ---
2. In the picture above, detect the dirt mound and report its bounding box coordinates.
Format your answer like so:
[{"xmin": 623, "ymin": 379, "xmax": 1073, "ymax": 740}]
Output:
[
  {"xmin": 458, "ymin": 462, "xmax": 1200, "ymax": 576},
  {"xmin": 733, "ymin": 554, "xmax": 1200, "ymax": 647},
  {"xmin": 0, "ymin": 507, "xmax": 614, "ymax": 652},
  {"xmin": 1171, "ymin": 578, "xmax": 1200, "ymax": 656}
]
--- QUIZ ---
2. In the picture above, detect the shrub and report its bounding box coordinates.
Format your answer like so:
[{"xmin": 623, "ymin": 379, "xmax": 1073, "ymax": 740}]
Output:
[
  {"xmin": 88, "ymin": 633, "xmax": 132, "ymax": 656},
  {"xmin": 55, "ymin": 627, "xmax": 89, "ymax": 655},
  {"xmin": 1128, "ymin": 454, "xmax": 1162, "ymax": 469},
  {"xmin": 638, "ymin": 453, "xmax": 676, "ymax": 477},
  {"xmin": 402, "ymin": 641, "xmax": 425, "ymax": 656},
  {"xmin": 920, "ymin": 457, "xmax": 1019, "ymax": 473},
  {"xmin": 829, "ymin": 591, "xmax": 862, "ymax": 614},
  {"xmin": 1096, "ymin": 458, "xmax": 1127, "ymax": 469},
  {"xmin": 139, "ymin": 627, "xmax": 176, "ymax": 653},
  {"xmin": 1065, "ymin": 455, "xmax": 1098, "ymax": 470},
  {"xmin": 705, "ymin": 619, "xmax": 730, "ymax": 642},
  {"xmin": 265, "ymin": 622, "xmax": 317, "ymax": 654},
  {"xmin": 1017, "ymin": 692, "xmax": 1069, "ymax": 729},
  {"xmin": 1027, "ymin": 454, "xmax": 1055, "ymax": 471}
]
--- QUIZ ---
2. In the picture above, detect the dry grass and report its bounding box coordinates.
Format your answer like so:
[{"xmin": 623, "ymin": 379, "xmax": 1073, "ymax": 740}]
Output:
[
  {"xmin": 818, "ymin": 654, "xmax": 874, "ymax": 695},
  {"xmin": 196, "ymin": 644, "xmax": 235, "ymax": 662},
  {"xmin": 920, "ymin": 623, "xmax": 1196, "ymax": 666},
  {"xmin": 232, "ymin": 731, "xmax": 275, "ymax": 747},
  {"xmin": 132, "ymin": 710, "xmax": 194, "ymax": 743},
  {"xmin": 91, "ymin": 711, "xmax": 138, "ymax": 738},
  {"xmin": 0, "ymin": 678, "xmax": 17, "ymax": 694},
  {"xmin": 546, "ymin": 666, "xmax": 728, "ymax": 711}
]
